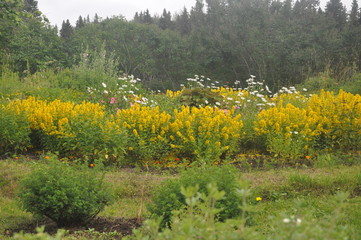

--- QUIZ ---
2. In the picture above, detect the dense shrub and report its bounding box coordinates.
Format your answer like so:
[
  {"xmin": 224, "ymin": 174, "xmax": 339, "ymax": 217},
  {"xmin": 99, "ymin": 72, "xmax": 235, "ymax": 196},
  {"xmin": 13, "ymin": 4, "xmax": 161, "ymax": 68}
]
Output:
[
  {"xmin": 0, "ymin": 107, "xmax": 31, "ymax": 155},
  {"xmin": 147, "ymin": 165, "xmax": 243, "ymax": 227},
  {"xmin": 18, "ymin": 162, "xmax": 114, "ymax": 227}
]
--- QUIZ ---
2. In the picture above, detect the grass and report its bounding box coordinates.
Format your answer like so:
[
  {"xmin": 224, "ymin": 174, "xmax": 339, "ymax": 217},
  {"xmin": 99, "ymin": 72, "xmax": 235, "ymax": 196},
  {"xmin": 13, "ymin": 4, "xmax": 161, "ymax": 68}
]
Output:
[{"xmin": 0, "ymin": 156, "xmax": 360, "ymax": 239}]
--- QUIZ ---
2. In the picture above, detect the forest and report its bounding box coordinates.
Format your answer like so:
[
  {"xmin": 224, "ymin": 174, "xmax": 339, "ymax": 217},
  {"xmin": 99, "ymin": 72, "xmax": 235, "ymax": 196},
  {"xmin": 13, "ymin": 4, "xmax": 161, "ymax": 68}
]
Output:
[{"xmin": 1, "ymin": 0, "xmax": 361, "ymax": 91}]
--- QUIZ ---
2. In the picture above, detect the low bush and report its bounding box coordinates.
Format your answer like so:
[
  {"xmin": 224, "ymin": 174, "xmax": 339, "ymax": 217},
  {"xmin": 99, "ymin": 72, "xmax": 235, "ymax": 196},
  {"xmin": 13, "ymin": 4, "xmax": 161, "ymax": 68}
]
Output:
[
  {"xmin": 0, "ymin": 108, "xmax": 31, "ymax": 156},
  {"xmin": 18, "ymin": 162, "xmax": 114, "ymax": 227},
  {"xmin": 147, "ymin": 165, "xmax": 244, "ymax": 227}
]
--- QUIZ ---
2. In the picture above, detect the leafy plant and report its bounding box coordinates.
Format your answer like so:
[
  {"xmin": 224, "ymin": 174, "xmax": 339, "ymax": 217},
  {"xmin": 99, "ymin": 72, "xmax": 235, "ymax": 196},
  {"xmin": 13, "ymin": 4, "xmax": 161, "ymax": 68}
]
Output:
[
  {"xmin": 0, "ymin": 107, "xmax": 31, "ymax": 155},
  {"xmin": 147, "ymin": 166, "xmax": 244, "ymax": 227},
  {"xmin": 128, "ymin": 184, "xmax": 259, "ymax": 240},
  {"xmin": 178, "ymin": 87, "xmax": 223, "ymax": 108},
  {"xmin": 18, "ymin": 162, "xmax": 114, "ymax": 227}
]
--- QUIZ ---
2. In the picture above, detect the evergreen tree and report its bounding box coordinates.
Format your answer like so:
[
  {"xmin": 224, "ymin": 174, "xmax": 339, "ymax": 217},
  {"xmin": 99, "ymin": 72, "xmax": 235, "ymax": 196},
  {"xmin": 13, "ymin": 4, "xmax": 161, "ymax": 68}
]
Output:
[
  {"xmin": 143, "ymin": 9, "xmax": 153, "ymax": 24},
  {"xmin": 60, "ymin": 19, "xmax": 74, "ymax": 39},
  {"xmin": 159, "ymin": 9, "xmax": 172, "ymax": 30},
  {"xmin": 190, "ymin": 0, "xmax": 206, "ymax": 27},
  {"xmin": 75, "ymin": 15, "xmax": 85, "ymax": 29},
  {"xmin": 176, "ymin": 7, "xmax": 191, "ymax": 35},
  {"xmin": 325, "ymin": 0, "xmax": 347, "ymax": 29},
  {"xmin": 133, "ymin": 12, "xmax": 141, "ymax": 22},
  {"xmin": 349, "ymin": 0, "xmax": 359, "ymax": 25},
  {"xmin": 94, "ymin": 13, "xmax": 100, "ymax": 23}
]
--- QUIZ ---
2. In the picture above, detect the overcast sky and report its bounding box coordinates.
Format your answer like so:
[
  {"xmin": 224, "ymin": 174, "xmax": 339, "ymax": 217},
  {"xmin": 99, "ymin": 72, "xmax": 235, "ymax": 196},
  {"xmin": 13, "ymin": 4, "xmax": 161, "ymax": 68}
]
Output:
[{"xmin": 37, "ymin": 0, "xmax": 356, "ymax": 27}]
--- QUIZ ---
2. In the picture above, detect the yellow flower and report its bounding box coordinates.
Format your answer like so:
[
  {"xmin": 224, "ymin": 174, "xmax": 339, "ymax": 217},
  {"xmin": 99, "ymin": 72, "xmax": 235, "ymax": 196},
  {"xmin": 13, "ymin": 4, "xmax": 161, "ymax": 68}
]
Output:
[
  {"xmin": 128, "ymin": 147, "xmax": 134, "ymax": 151},
  {"xmin": 256, "ymin": 197, "xmax": 262, "ymax": 201}
]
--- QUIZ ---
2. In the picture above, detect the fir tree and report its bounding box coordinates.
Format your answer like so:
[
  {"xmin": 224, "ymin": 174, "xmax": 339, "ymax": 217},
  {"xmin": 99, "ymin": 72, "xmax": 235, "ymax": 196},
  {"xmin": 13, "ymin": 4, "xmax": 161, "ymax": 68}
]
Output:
[{"xmin": 60, "ymin": 19, "xmax": 74, "ymax": 39}]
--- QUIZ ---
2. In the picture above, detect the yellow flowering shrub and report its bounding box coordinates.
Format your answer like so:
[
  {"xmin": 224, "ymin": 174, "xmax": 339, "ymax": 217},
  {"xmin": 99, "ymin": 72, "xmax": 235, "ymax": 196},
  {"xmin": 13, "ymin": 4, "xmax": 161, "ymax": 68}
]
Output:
[
  {"xmin": 115, "ymin": 104, "xmax": 172, "ymax": 162},
  {"xmin": 308, "ymin": 90, "xmax": 361, "ymax": 149},
  {"xmin": 255, "ymin": 103, "xmax": 322, "ymax": 161},
  {"xmin": 255, "ymin": 90, "xmax": 361, "ymax": 161},
  {"xmin": 170, "ymin": 106, "xmax": 243, "ymax": 164},
  {"xmin": 5, "ymin": 97, "xmax": 127, "ymax": 162}
]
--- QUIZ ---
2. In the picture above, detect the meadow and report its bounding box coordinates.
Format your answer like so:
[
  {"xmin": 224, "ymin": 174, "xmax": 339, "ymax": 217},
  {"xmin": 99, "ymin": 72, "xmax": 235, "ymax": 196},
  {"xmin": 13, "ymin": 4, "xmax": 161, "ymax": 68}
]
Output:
[{"xmin": 0, "ymin": 67, "xmax": 361, "ymax": 239}]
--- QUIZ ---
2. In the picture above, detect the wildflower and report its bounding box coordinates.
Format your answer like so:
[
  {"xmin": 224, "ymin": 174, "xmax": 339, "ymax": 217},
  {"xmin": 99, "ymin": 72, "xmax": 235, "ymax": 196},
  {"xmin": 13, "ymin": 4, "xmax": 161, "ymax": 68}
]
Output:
[
  {"xmin": 129, "ymin": 147, "xmax": 134, "ymax": 151},
  {"xmin": 89, "ymin": 163, "xmax": 95, "ymax": 168},
  {"xmin": 256, "ymin": 197, "xmax": 262, "ymax": 201},
  {"xmin": 283, "ymin": 218, "xmax": 291, "ymax": 223},
  {"xmin": 110, "ymin": 97, "xmax": 116, "ymax": 104},
  {"xmin": 102, "ymin": 82, "xmax": 107, "ymax": 88},
  {"xmin": 45, "ymin": 156, "xmax": 50, "ymax": 159},
  {"xmin": 175, "ymin": 158, "xmax": 181, "ymax": 161},
  {"xmin": 305, "ymin": 155, "xmax": 311, "ymax": 159},
  {"xmin": 155, "ymin": 161, "xmax": 161, "ymax": 164}
]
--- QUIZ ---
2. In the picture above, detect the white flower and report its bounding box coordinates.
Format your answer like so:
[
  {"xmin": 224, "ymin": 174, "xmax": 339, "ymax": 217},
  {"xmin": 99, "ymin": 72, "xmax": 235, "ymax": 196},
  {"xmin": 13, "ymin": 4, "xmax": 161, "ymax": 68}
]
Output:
[
  {"xmin": 102, "ymin": 82, "xmax": 107, "ymax": 88},
  {"xmin": 215, "ymin": 102, "xmax": 221, "ymax": 106},
  {"xmin": 283, "ymin": 218, "xmax": 291, "ymax": 223},
  {"xmin": 104, "ymin": 90, "xmax": 108, "ymax": 94},
  {"xmin": 296, "ymin": 218, "xmax": 302, "ymax": 225},
  {"xmin": 265, "ymin": 85, "xmax": 272, "ymax": 93},
  {"xmin": 250, "ymin": 75, "xmax": 256, "ymax": 78},
  {"xmin": 303, "ymin": 88, "xmax": 308, "ymax": 92}
]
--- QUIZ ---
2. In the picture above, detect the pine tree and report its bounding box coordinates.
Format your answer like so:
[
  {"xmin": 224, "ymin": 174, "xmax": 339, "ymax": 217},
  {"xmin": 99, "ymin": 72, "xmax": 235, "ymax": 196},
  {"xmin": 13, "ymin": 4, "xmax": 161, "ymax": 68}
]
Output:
[
  {"xmin": 60, "ymin": 19, "xmax": 74, "ymax": 39},
  {"xmin": 143, "ymin": 9, "xmax": 153, "ymax": 24},
  {"xmin": 75, "ymin": 15, "xmax": 85, "ymax": 28},
  {"xmin": 190, "ymin": 0, "xmax": 206, "ymax": 27},
  {"xmin": 176, "ymin": 7, "xmax": 191, "ymax": 35},
  {"xmin": 94, "ymin": 13, "xmax": 100, "ymax": 23},
  {"xmin": 159, "ymin": 9, "xmax": 172, "ymax": 30},
  {"xmin": 349, "ymin": 0, "xmax": 359, "ymax": 25},
  {"xmin": 325, "ymin": 0, "xmax": 347, "ymax": 28}
]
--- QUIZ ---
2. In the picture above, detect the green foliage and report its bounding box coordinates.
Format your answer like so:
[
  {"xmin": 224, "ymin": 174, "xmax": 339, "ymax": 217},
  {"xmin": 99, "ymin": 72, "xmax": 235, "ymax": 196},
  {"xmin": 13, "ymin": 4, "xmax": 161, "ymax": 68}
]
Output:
[
  {"xmin": 302, "ymin": 73, "xmax": 339, "ymax": 92},
  {"xmin": 178, "ymin": 87, "xmax": 223, "ymax": 108},
  {"xmin": 13, "ymin": 226, "xmax": 67, "ymax": 240},
  {"xmin": 18, "ymin": 162, "xmax": 114, "ymax": 227},
  {"xmin": 128, "ymin": 184, "xmax": 259, "ymax": 240},
  {"xmin": 266, "ymin": 133, "xmax": 308, "ymax": 164},
  {"xmin": 147, "ymin": 166, "xmax": 244, "ymax": 227},
  {"xmin": 70, "ymin": 45, "xmax": 119, "ymax": 90},
  {"xmin": 0, "ymin": 107, "xmax": 31, "ymax": 155}
]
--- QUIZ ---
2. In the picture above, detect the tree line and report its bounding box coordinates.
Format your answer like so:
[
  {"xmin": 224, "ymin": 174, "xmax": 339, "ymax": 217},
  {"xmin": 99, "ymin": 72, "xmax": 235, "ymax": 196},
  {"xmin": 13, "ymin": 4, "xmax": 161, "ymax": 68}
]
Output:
[{"xmin": 1, "ymin": 0, "xmax": 360, "ymax": 90}]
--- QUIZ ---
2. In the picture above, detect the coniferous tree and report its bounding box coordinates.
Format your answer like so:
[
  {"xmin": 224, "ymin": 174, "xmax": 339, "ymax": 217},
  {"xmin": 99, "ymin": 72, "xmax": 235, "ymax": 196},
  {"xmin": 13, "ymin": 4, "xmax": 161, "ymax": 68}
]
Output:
[
  {"xmin": 349, "ymin": 0, "xmax": 359, "ymax": 25},
  {"xmin": 143, "ymin": 9, "xmax": 153, "ymax": 24},
  {"xmin": 94, "ymin": 13, "xmax": 100, "ymax": 23},
  {"xmin": 60, "ymin": 19, "xmax": 74, "ymax": 39},
  {"xmin": 75, "ymin": 16, "xmax": 85, "ymax": 28},
  {"xmin": 133, "ymin": 12, "xmax": 141, "ymax": 22},
  {"xmin": 176, "ymin": 7, "xmax": 191, "ymax": 35},
  {"xmin": 325, "ymin": 0, "xmax": 347, "ymax": 29},
  {"xmin": 190, "ymin": 0, "xmax": 206, "ymax": 27},
  {"xmin": 159, "ymin": 9, "xmax": 172, "ymax": 30}
]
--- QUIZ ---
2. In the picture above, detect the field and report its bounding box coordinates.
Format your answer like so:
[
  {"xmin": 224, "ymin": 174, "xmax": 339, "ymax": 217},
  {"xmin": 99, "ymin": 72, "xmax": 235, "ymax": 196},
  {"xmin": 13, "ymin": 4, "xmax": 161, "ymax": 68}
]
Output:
[{"xmin": 1, "ymin": 70, "xmax": 361, "ymax": 239}]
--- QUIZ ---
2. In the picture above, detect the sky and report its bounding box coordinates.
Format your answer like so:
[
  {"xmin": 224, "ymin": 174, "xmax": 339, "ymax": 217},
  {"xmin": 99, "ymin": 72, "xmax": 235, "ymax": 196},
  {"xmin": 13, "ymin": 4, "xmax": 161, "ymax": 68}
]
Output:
[
  {"xmin": 37, "ymin": 0, "xmax": 196, "ymax": 27},
  {"xmin": 37, "ymin": 0, "xmax": 356, "ymax": 27}
]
